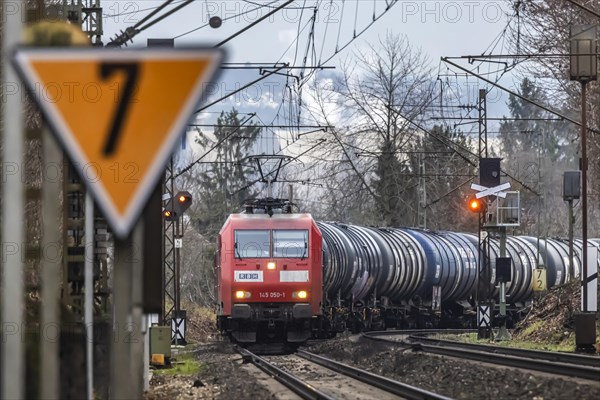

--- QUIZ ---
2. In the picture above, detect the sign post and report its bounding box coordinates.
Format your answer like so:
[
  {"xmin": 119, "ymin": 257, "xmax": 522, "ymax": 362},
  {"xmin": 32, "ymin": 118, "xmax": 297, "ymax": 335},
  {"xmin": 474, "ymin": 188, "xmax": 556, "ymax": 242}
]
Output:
[
  {"xmin": 12, "ymin": 47, "xmax": 223, "ymax": 398},
  {"xmin": 1, "ymin": 10, "xmax": 25, "ymax": 400}
]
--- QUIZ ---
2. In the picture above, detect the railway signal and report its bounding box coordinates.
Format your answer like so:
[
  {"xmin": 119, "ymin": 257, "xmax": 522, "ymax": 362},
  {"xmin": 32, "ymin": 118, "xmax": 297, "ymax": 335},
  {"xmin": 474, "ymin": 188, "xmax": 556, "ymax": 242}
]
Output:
[
  {"xmin": 468, "ymin": 197, "xmax": 485, "ymax": 213},
  {"xmin": 163, "ymin": 209, "xmax": 175, "ymax": 221},
  {"xmin": 162, "ymin": 191, "xmax": 192, "ymax": 221},
  {"xmin": 479, "ymin": 157, "xmax": 501, "ymax": 188},
  {"xmin": 174, "ymin": 191, "xmax": 193, "ymax": 215}
]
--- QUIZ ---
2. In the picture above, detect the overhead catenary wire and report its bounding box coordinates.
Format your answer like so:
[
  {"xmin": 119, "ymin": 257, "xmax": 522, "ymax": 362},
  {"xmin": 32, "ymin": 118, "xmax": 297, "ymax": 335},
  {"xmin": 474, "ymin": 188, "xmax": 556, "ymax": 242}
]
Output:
[
  {"xmin": 317, "ymin": 0, "xmax": 399, "ymax": 67},
  {"xmin": 383, "ymin": 105, "xmax": 540, "ymax": 196},
  {"xmin": 175, "ymin": 0, "xmax": 506, "ymax": 203},
  {"xmin": 131, "ymin": 0, "xmax": 178, "ymax": 29},
  {"xmin": 318, "ymin": 0, "xmax": 334, "ymax": 65},
  {"xmin": 290, "ymin": 1, "xmax": 577, "ymax": 214},
  {"xmin": 175, "ymin": 113, "xmax": 257, "ymax": 178},
  {"xmin": 193, "ymin": 64, "xmax": 290, "ymax": 114},
  {"xmin": 432, "ymin": 4, "xmax": 524, "ymax": 131},
  {"xmin": 173, "ymin": 0, "xmax": 282, "ymax": 39},
  {"xmin": 213, "ymin": 0, "xmax": 295, "ymax": 48},
  {"xmin": 564, "ymin": 0, "xmax": 600, "ymax": 18},
  {"xmin": 107, "ymin": 0, "xmax": 194, "ymax": 46},
  {"xmin": 232, "ymin": 138, "xmax": 327, "ymax": 196},
  {"xmin": 107, "ymin": 0, "xmax": 407, "ymax": 146},
  {"xmin": 441, "ymin": 57, "xmax": 593, "ymax": 132},
  {"xmin": 271, "ymin": 0, "xmax": 401, "ymax": 132},
  {"xmin": 103, "ymin": 0, "xmax": 187, "ymax": 19}
]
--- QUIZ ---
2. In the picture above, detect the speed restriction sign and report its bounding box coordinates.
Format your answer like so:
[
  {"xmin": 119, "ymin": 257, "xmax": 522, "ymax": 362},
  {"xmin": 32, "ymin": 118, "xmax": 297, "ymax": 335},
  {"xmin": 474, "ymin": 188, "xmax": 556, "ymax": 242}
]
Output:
[{"xmin": 533, "ymin": 268, "xmax": 547, "ymax": 292}]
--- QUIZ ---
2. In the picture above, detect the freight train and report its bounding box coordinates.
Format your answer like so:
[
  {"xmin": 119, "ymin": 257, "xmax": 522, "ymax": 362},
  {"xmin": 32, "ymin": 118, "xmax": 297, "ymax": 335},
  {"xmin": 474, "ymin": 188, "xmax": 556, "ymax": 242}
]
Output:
[{"xmin": 215, "ymin": 200, "xmax": 599, "ymax": 344}]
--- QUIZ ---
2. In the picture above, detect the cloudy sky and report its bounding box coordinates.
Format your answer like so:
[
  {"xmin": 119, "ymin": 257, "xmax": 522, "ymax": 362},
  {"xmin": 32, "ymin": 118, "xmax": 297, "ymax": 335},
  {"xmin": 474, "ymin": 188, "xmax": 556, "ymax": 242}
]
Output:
[
  {"xmin": 100, "ymin": 1, "xmax": 517, "ymax": 174},
  {"xmin": 101, "ymin": 1, "xmax": 511, "ymax": 62}
]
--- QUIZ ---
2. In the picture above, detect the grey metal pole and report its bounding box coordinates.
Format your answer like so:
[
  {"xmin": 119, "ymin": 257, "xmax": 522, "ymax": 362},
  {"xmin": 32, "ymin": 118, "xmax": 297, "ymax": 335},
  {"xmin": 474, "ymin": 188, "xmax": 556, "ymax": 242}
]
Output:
[
  {"xmin": 111, "ymin": 236, "xmax": 133, "ymax": 400},
  {"xmin": 176, "ymin": 217, "xmax": 181, "ymax": 314},
  {"xmin": 143, "ymin": 315, "xmax": 150, "ymax": 391},
  {"xmin": 496, "ymin": 227, "xmax": 510, "ymax": 341},
  {"xmin": 174, "ymin": 216, "xmax": 181, "ymax": 345},
  {"xmin": 580, "ymin": 81, "xmax": 588, "ymax": 311},
  {"xmin": 40, "ymin": 129, "xmax": 62, "ymax": 399},
  {"xmin": 476, "ymin": 215, "xmax": 485, "ymax": 339},
  {"xmin": 130, "ymin": 221, "xmax": 145, "ymax": 398},
  {"xmin": 569, "ymin": 200, "xmax": 575, "ymax": 281},
  {"xmin": 1, "ymin": 9, "xmax": 25, "ymax": 400},
  {"xmin": 85, "ymin": 193, "xmax": 95, "ymax": 400}
]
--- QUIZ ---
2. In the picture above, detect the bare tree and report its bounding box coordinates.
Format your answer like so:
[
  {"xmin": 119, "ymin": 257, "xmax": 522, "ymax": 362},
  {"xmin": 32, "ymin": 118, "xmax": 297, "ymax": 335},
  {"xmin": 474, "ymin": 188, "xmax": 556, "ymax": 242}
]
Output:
[
  {"xmin": 304, "ymin": 32, "xmax": 437, "ymax": 226},
  {"xmin": 179, "ymin": 220, "xmax": 217, "ymax": 307}
]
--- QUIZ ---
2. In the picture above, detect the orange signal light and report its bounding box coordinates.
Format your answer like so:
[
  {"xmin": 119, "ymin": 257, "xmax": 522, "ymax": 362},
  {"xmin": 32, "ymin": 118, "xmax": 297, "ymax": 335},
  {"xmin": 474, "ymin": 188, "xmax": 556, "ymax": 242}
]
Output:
[
  {"xmin": 178, "ymin": 195, "xmax": 186, "ymax": 203},
  {"xmin": 164, "ymin": 210, "xmax": 172, "ymax": 218},
  {"xmin": 468, "ymin": 197, "xmax": 484, "ymax": 213}
]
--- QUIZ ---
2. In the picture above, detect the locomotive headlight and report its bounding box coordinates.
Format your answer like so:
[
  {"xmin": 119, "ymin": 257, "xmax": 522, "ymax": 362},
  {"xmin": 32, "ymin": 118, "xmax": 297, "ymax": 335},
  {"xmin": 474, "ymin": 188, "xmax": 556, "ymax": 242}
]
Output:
[
  {"xmin": 293, "ymin": 290, "xmax": 308, "ymax": 299},
  {"xmin": 235, "ymin": 291, "xmax": 251, "ymax": 299},
  {"xmin": 267, "ymin": 262, "xmax": 276, "ymax": 270}
]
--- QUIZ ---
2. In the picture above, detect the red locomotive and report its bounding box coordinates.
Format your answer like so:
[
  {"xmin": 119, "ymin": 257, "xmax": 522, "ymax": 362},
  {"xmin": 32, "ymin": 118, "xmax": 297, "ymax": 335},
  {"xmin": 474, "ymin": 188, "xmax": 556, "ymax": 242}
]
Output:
[{"xmin": 216, "ymin": 200, "xmax": 322, "ymax": 344}]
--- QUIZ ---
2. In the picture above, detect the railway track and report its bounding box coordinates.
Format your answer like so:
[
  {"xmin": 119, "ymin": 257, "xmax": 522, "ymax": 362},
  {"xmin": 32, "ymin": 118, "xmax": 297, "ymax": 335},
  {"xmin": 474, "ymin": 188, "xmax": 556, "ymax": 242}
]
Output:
[
  {"xmin": 235, "ymin": 345, "xmax": 452, "ymax": 399},
  {"xmin": 363, "ymin": 330, "xmax": 600, "ymax": 381}
]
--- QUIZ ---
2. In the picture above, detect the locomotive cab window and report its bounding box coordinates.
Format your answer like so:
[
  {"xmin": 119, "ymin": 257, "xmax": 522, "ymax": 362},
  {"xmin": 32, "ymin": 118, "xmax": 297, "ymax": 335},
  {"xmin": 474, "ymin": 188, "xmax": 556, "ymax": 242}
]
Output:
[
  {"xmin": 273, "ymin": 230, "xmax": 308, "ymax": 258},
  {"xmin": 234, "ymin": 230, "xmax": 270, "ymax": 258}
]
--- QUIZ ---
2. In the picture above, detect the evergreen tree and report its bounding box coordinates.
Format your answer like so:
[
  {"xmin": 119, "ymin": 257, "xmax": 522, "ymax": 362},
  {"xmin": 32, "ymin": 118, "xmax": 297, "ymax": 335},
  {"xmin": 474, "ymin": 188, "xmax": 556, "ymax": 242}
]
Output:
[
  {"xmin": 498, "ymin": 79, "xmax": 578, "ymax": 236},
  {"xmin": 499, "ymin": 78, "xmax": 570, "ymax": 161},
  {"xmin": 410, "ymin": 125, "xmax": 477, "ymax": 231},
  {"xmin": 191, "ymin": 108, "xmax": 262, "ymax": 235}
]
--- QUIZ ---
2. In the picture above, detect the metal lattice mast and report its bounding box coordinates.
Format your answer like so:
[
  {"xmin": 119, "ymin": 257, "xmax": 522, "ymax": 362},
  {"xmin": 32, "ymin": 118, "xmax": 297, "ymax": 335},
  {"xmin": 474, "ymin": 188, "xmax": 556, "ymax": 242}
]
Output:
[
  {"xmin": 163, "ymin": 158, "xmax": 177, "ymax": 325},
  {"xmin": 60, "ymin": 0, "xmax": 109, "ymax": 316},
  {"xmin": 417, "ymin": 153, "xmax": 427, "ymax": 229},
  {"xmin": 477, "ymin": 88, "xmax": 492, "ymax": 339},
  {"xmin": 63, "ymin": 1, "xmax": 103, "ymax": 45},
  {"xmin": 478, "ymin": 89, "xmax": 488, "ymax": 159}
]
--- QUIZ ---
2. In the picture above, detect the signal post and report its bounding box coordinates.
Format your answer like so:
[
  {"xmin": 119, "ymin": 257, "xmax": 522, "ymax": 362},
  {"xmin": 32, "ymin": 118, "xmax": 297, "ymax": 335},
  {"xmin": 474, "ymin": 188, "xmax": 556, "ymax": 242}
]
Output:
[
  {"xmin": 12, "ymin": 46, "xmax": 222, "ymax": 398},
  {"xmin": 163, "ymin": 191, "xmax": 193, "ymax": 345},
  {"xmin": 469, "ymin": 158, "xmax": 520, "ymax": 340}
]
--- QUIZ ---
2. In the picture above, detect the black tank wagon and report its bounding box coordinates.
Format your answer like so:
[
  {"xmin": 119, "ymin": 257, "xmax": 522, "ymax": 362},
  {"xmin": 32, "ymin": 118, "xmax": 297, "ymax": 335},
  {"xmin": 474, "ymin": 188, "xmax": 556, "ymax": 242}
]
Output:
[{"xmin": 318, "ymin": 222, "xmax": 599, "ymax": 331}]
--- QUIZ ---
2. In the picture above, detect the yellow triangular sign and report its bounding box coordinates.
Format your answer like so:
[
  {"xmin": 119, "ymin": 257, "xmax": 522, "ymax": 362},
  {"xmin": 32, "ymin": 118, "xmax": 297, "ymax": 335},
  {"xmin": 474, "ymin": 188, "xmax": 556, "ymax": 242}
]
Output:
[{"xmin": 13, "ymin": 48, "xmax": 223, "ymax": 237}]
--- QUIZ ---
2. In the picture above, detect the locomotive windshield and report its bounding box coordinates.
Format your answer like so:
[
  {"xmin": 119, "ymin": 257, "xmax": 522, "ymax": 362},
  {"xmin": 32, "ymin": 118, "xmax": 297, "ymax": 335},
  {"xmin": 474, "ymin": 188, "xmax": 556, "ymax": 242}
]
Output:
[
  {"xmin": 233, "ymin": 229, "xmax": 309, "ymax": 258},
  {"xmin": 273, "ymin": 230, "xmax": 308, "ymax": 258},
  {"xmin": 234, "ymin": 230, "xmax": 270, "ymax": 258}
]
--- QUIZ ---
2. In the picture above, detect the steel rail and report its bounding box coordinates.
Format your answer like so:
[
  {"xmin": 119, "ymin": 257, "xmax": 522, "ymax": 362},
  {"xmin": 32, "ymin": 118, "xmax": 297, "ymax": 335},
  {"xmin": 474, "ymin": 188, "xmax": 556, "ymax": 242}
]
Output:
[
  {"xmin": 363, "ymin": 330, "xmax": 599, "ymax": 366},
  {"xmin": 297, "ymin": 349, "xmax": 453, "ymax": 400},
  {"xmin": 407, "ymin": 335, "xmax": 600, "ymax": 368},
  {"xmin": 366, "ymin": 329, "xmax": 476, "ymax": 336},
  {"xmin": 235, "ymin": 346, "xmax": 335, "ymax": 400},
  {"xmin": 362, "ymin": 332, "xmax": 600, "ymax": 381}
]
